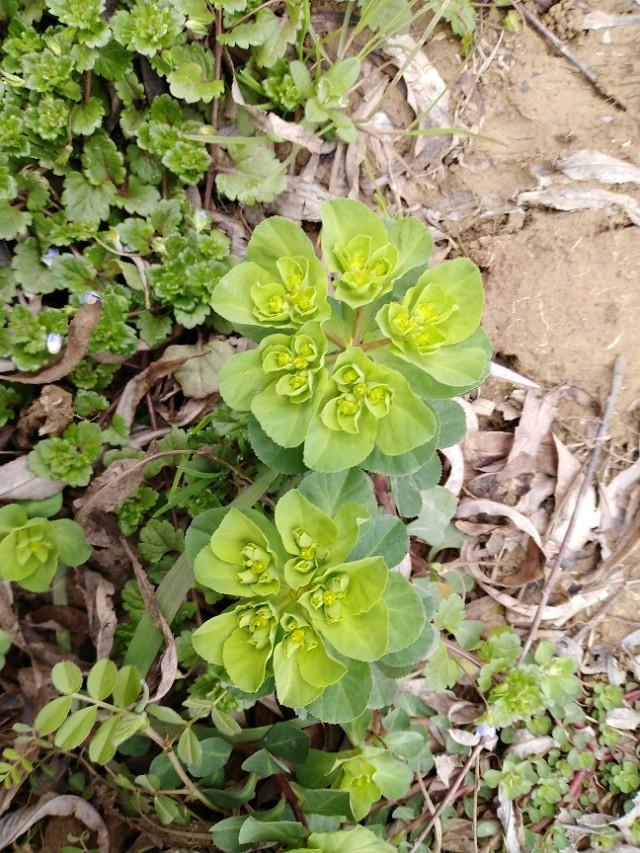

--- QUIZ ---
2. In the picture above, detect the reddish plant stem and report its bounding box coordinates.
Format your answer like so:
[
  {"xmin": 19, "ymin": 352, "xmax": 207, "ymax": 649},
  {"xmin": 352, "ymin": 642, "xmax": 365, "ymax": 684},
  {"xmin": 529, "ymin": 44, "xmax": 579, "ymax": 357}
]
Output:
[
  {"xmin": 274, "ymin": 774, "xmax": 308, "ymax": 827},
  {"xmin": 83, "ymin": 70, "xmax": 92, "ymax": 105},
  {"xmin": 374, "ymin": 474, "xmax": 397, "ymax": 516}
]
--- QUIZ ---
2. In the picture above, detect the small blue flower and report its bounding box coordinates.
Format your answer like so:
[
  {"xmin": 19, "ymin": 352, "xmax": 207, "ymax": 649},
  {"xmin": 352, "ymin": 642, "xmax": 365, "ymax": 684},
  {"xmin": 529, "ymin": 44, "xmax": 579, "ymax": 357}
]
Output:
[
  {"xmin": 41, "ymin": 248, "xmax": 60, "ymax": 268},
  {"xmin": 475, "ymin": 722, "xmax": 497, "ymax": 739},
  {"xmin": 46, "ymin": 332, "xmax": 63, "ymax": 355},
  {"xmin": 81, "ymin": 290, "xmax": 102, "ymax": 305}
]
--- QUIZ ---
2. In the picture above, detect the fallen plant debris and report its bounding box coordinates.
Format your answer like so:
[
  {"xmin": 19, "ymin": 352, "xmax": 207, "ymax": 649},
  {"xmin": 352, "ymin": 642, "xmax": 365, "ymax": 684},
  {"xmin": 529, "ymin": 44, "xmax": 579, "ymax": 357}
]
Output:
[{"xmin": 0, "ymin": 1, "xmax": 638, "ymax": 852}]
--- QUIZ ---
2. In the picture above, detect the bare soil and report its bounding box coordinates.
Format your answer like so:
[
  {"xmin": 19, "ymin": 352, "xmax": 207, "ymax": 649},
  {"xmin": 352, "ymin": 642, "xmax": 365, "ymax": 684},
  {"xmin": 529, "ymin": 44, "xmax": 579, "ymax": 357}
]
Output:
[{"xmin": 429, "ymin": 0, "xmax": 640, "ymax": 418}]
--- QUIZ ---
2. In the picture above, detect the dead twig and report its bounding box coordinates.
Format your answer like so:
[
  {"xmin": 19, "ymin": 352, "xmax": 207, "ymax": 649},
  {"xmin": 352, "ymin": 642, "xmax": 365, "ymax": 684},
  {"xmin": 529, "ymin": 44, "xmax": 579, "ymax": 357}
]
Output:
[
  {"xmin": 409, "ymin": 742, "xmax": 484, "ymax": 853},
  {"xmin": 515, "ymin": 2, "xmax": 627, "ymax": 111},
  {"xmin": 518, "ymin": 355, "xmax": 624, "ymax": 662}
]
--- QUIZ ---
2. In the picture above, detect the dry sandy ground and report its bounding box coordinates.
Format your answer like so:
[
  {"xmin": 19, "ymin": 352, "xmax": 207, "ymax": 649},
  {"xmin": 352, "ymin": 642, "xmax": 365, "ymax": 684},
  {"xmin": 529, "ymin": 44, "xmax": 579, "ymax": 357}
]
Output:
[{"xmin": 428, "ymin": 0, "xmax": 640, "ymax": 422}]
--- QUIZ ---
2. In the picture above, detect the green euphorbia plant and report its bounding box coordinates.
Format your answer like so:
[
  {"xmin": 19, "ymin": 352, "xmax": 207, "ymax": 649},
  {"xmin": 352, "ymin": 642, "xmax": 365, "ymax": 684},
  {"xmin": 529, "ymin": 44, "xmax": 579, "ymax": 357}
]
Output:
[
  {"xmin": 0, "ymin": 502, "xmax": 91, "ymax": 592},
  {"xmin": 212, "ymin": 199, "xmax": 490, "ymax": 473},
  {"xmin": 190, "ymin": 489, "xmax": 425, "ymax": 708},
  {"xmin": 297, "ymin": 746, "xmax": 413, "ymax": 820}
]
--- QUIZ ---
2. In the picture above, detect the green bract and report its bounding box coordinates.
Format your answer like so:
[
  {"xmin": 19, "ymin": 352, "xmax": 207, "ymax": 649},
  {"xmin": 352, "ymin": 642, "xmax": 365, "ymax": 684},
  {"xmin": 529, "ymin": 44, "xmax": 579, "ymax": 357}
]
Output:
[
  {"xmin": 191, "ymin": 488, "xmax": 419, "ymax": 708},
  {"xmin": 375, "ymin": 257, "xmax": 486, "ymax": 386},
  {"xmin": 297, "ymin": 746, "xmax": 412, "ymax": 820},
  {"xmin": 0, "ymin": 504, "xmax": 91, "ymax": 592},
  {"xmin": 214, "ymin": 200, "xmax": 488, "ymax": 473},
  {"xmin": 304, "ymin": 348, "xmax": 437, "ymax": 471},
  {"xmin": 210, "ymin": 217, "xmax": 330, "ymax": 329}
]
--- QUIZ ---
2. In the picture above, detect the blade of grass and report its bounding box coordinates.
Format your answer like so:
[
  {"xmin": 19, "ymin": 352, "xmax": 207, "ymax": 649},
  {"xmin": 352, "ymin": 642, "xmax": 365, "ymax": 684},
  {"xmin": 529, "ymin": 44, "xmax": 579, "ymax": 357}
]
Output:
[
  {"xmin": 405, "ymin": 127, "xmax": 505, "ymax": 145},
  {"xmin": 124, "ymin": 464, "xmax": 279, "ymax": 676}
]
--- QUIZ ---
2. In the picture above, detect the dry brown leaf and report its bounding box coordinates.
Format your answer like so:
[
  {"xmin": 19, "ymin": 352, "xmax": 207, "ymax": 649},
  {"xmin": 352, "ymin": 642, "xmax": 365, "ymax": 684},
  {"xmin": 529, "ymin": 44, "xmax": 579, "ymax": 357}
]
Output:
[
  {"xmin": 489, "ymin": 362, "xmax": 540, "ymax": 388},
  {"xmin": 115, "ymin": 353, "xmax": 190, "ymax": 428},
  {"xmin": 82, "ymin": 570, "xmax": 117, "ymax": 660},
  {"xmin": 447, "ymin": 700, "xmax": 480, "ymax": 726},
  {"xmin": 442, "ymin": 444, "xmax": 464, "ymax": 498},
  {"xmin": 153, "ymin": 397, "xmax": 210, "ymax": 429},
  {"xmin": 503, "ymin": 388, "xmax": 565, "ymax": 477},
  {"xmin": 0, "ymin": 455, "xmax": 64, "ymax": 501},
  {"xmin": 602, "ymin": 460, "xmax": 640, "ymax": 527},
  {"xmin": 0, "ymin": 793, "xmax": 109, "ymax": 851},
  {"xmin": 15, "ymin": 384, "xmax": 74, "ymax": 447},
  {"xmin": 434, "ymin": 753, "xmax": 459, "ymax": 787},
  {"xmin": 509, "ymin": 733, "xmax": 556, "ymax": 759},
  {"xmin": 74, "ymin": 458, "xmax": 148, "ymax": 547},
  {"xmin": 465, "ymin": 561, "xmax": 612, "ymax": 626},
  {"xmin": 605, "ymin": 708, "xmax": 640, "ymax": 731},
  {"xmin": 582, "ymin": 10, "xmax": 640, "ymax": 29},
  {"xmin": 231, "ymin": 79, "xmax": 331, "ymax": 155},
  {"xmin": 269, "ymin": 177, "xmax": 334, "ymax": 222},
  {"xmin": 456, "ymin": 497, "xmax": 545, "ymax": 551},
  {"xmin": 498, "ymin": 538, "xmax": 545, "ymax": 589},
  {"xmin": 0, "ymin": 582, "xmax": 26, "ymax": 650},
  {"xmin": 0, "ymin": 302, "xmax": 102, "ymax": 384},
  {"xmin": 557, "ymin": 149, "xmax": 640, "ymax": 185},
  {"xmin": 497, "ymin": 785, "xmax": 523, "ymax": 853},
  {"xmin": 463, "ymin": 431, "xmax": 513, "ymax": 472},
  {"xmin": 517, "ymin": 184, "xmax": 640, "ymax": 226},
  {"xmin": 167, "ymin": 340, "xmax": 232, "ymax": 399},
  {"xmin": 449, "ymin": 728, "xmax": 480, "ymax": 747},
  {"xmin": 121, "ymin": 538, "xmax": 177, "ymax": 703},
  {"xmin": 440, "ymin": 819, "xmax": 477, "ymax": 853},
  {"xmin": 381, "ymin": 35, "xmax": 452, "ymax": 169},
  {"xmin": 548, "ymin": 435, "xmax": 600, "ymax": 553}
]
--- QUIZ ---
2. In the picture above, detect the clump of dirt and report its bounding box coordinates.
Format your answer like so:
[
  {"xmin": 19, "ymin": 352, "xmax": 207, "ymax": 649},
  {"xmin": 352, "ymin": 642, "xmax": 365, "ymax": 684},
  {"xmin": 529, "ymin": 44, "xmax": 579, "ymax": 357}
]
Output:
[{"xmin": 427, "ymin": 1, "xmax": 640, "ymax": 417}]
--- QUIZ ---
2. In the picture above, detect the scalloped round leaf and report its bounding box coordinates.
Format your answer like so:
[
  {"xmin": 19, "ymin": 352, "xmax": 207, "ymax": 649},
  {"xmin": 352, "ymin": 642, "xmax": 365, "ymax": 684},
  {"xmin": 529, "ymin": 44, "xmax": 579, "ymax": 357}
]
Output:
[
  {"xmin": 382, "ymin": 572, "xmax": 426, "ymax": 654},
  {"xmin": 306, "ymin": 655, "xmax": 372, "ymax": 724},
  {"xmin": 362, "ymin": 434, "xmax": 437, "ymax": 476},
  {"xmin": 349, "ymin": 514, "xmax": 408, "ymax": 568},
  {"xmin": 248, "ymin": 416, "xmax": 307, "ymax": 474}
]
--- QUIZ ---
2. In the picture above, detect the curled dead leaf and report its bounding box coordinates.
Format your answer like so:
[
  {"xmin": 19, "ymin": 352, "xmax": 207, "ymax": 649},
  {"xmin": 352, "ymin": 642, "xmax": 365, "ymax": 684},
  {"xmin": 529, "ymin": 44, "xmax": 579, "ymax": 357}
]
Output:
[
  {"xmin": 557, "ymin": 149, "xmax": 640, "ymax": 185},
  {"xmin": 464, "ymin": 559, "xmax": 612, "ymax": 626},
  {"xmin": 82, "ymin": 570, "xmax": 117, "ymax": 660},
  {"xmin": 231, "ymin": 79, "xmax": 332, "ymax": 155},
  {"xmin": 74, "ymin": 457, "xmax": 148, "ymax": 547},
  {"xmin": 456, "ymin": 497, "xmax": 545, "ymax": 551},
  {"xmin": 604, "ymin": 707, "xmax": 640, "ymax": 731},
  {"xmin": 0, "ymin": 302, "xmax": 102, "ymax": 384},
  {"xmin": 0, "ymin": 455, "xmax": 64, "ymax": 502},
  {"xmin": 15, "ymin": 384, "xmax": 74, "ymax": 447},
  {"xmin": 0, "ymin": 793, "xmax": 109, "ymax": 851},
  {"xmin": 115, "ymin": 352, "xmax": 192, "ymax": 429}
]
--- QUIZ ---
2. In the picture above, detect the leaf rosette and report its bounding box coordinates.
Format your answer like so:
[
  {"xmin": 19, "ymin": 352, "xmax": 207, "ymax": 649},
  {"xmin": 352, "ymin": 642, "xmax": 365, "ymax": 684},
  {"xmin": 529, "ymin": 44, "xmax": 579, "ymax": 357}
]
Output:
[
  {"xmin": 211, "ymin": 199, "xmax": 489, "ymax": 473},
  {"xmin": 320, "ymin": 199, "xmax": 432, "ymax": 308},
  {"xmin": 191, "ymin": 489, "xmax": 400, "ymax": 708},
  {"xmin": 375, "ymin": 258, "xmax": 486, "ymax": 385},
  {"xmin": 0, "ymin": 504, "xmax": 91, "ymax": 592},
  {"xmin": 304, "ymin": 348, "xmax": 437, "ymax": 472},
  {"xmin": 219, "ymin": 321, "xmax": 328, "ymax": 449},
  {"xmin": 211, "ymin": 217, "xmax": 330, "ymax": 329}
]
